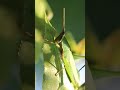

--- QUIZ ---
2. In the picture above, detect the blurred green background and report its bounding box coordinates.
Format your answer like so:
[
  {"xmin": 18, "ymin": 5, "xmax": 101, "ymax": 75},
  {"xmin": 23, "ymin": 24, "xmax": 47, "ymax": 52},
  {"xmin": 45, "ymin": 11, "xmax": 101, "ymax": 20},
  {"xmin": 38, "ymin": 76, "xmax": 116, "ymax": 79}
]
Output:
[{"xmin": 47, "ymin": 0, "xmax": 85, "ymax": 42}]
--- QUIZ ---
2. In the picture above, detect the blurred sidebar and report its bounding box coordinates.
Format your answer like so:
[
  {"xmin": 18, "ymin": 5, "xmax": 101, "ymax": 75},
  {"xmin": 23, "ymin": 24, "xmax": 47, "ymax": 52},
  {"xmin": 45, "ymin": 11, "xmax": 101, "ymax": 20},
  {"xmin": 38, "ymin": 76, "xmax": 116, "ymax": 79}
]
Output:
[
  {"xmin": 86, "ymin": 0, "xmax": 120, "ymax": 90},
  {"xmin": 20, "ymin": 0, "xmax": 35, "ymax": 90},
  {"xmin": 0, "ymin": 0, "xmax": 35, "ymax": 90},
  {"xmin": 0, "ymin": 0, "xmax": 22, "ymax": 90}
]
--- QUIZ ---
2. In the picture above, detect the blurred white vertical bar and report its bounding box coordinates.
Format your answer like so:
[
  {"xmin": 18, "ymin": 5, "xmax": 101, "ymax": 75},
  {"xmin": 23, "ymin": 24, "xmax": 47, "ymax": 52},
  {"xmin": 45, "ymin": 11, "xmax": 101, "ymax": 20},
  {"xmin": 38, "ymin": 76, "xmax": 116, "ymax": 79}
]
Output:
[{"xmin": 35, "ymin": 54, "xmax": 44, "ymax": 90}]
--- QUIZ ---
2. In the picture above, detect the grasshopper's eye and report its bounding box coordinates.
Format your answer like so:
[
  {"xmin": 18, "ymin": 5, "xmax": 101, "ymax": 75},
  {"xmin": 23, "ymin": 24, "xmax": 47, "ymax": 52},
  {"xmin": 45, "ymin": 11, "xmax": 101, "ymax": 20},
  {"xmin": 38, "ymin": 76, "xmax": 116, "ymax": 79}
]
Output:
[{"xmin": 55, "ymin": 29, "xmax": 65, "ymax": 43}]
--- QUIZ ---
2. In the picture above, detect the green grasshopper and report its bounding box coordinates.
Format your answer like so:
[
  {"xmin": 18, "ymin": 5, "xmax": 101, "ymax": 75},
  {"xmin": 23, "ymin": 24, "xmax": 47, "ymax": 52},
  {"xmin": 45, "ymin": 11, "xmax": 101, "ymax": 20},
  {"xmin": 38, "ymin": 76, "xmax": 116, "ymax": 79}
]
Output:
[
  {"xmin": 44, "ymin": 8, "xmax": 80, "ymax": 89},
  {"xmin": 54, "ymin": 8, "xmax": 80, "ymax": 88}
]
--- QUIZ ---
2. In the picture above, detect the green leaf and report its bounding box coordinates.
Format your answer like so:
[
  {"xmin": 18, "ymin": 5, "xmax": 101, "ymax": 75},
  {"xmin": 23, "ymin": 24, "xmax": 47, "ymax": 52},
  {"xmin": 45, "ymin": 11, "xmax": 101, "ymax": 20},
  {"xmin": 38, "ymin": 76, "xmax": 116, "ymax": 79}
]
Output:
[
  {"xmin": 42, "ymin": 43, "xmax": 60, "ymax": 90},
  {"xmin": 35, "ymin": 0, "xmax": 53, "ymax": 20}
]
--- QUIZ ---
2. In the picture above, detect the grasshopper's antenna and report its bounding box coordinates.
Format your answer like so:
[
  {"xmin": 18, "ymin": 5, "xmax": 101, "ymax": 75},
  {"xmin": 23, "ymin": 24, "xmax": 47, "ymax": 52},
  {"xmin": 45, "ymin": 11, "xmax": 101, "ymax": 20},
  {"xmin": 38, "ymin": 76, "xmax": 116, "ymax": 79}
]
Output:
[
  {"xmin": 63, "ymin": 8, "xmax": 65, "ymax": 32},
  {"xmin": 55, "ymin": 8, "xmax": 66, "ymax": 43}
]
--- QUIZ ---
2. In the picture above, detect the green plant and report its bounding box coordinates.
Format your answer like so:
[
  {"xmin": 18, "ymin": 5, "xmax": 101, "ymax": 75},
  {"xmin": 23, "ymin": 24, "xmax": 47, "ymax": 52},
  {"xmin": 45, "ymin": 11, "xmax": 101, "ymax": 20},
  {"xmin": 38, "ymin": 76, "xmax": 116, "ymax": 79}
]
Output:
[{"xmin": 35, "ymin": 0, "xmax": 82, "ymax": 90}]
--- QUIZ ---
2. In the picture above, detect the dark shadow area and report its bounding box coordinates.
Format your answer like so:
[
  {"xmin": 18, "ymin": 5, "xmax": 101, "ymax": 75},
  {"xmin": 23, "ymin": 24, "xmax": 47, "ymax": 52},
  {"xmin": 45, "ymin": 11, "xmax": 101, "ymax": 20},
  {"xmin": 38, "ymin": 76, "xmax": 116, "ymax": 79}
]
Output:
[{"xmin": 0, "ymin": 0, "xmax": 35, "ymax": 89}]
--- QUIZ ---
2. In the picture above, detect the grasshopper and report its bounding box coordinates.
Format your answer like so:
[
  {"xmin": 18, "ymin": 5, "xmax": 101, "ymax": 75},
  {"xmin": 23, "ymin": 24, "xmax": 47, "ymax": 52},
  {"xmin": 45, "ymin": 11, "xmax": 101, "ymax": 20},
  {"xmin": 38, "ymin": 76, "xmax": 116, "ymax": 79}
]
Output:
[
  {"xmin": 54, "ymin": 8, "xmax": 80, "ymax": 88},
  {"xmin": 43, "ymin": 8, "xmax": 80, "ymax": 89}
]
